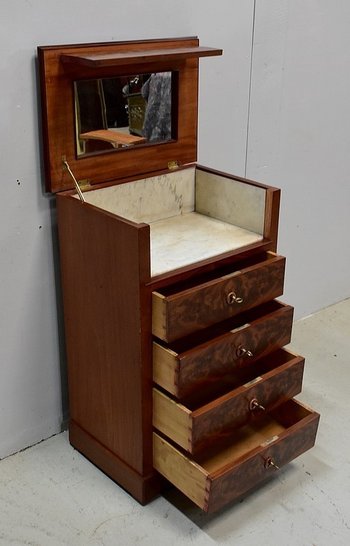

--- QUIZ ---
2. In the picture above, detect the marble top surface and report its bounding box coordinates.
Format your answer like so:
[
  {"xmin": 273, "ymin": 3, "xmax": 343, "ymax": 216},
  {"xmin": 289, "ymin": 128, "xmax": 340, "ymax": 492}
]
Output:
[{"xmin": 150, "ymin": 212, "xmax": 262, "ymax": 276}]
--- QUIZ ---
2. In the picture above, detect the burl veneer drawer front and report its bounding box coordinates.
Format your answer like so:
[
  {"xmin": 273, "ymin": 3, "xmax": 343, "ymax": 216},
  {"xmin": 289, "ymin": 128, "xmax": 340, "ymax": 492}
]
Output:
[
  {"xmin": 152, "ymin": 252, "xmax": 286, "ymax": 343},
  {"xmin": 153, "ymin": 300, "xmax": 293, "ymax": 398},
  {"xmin": 153, "ymin": 399, "xmax": 319, "ymax": 513},
  {"xmin": 153, "ymin": 349, "xmax": 304, "ymax": 454}
]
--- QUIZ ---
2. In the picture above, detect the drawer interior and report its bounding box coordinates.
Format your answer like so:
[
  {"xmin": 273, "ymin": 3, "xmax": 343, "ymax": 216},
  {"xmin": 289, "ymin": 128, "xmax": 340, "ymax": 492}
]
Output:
[
  {"xmin": 153, "ymin": 399, "xmax": 319, "ymax": 512},
  {"xmin": 77, "ymin": 166, "xmax": 266, "ymax": 276},
  {"xmin": 195, "ymin": 400, "xmax": 316, "ymax": 471},
  {"xmin": 197, "ymin": 415, "xmax": 285, "ymax": 472}
]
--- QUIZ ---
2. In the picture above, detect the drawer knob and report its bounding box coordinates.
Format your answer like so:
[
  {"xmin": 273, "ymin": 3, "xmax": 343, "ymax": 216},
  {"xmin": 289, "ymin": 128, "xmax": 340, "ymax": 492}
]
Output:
[
  {"xmin": 264, "ymin": 457, "xmax": 280, "ymax": 471},
  {"xmin": 249, "ymin": 398, "xmax": 266, "ymax": 412},
  {"xmin": 226, "ymin": 291, "xmax": 243, "ymax": 305},
  {"xmin": 236, "ymin": 345, "xmax": 253, "ymax": 358}
]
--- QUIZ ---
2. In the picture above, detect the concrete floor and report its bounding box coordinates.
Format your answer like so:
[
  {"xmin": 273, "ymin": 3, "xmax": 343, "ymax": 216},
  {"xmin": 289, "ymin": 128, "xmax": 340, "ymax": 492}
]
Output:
[{"xmin": 0, "ymin": 299, "xmax": 349, "ymax": 546}]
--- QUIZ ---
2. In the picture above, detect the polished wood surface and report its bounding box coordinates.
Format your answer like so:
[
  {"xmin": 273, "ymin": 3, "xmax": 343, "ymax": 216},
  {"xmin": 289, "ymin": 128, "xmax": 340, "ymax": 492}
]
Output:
[
  {"xmin": 40, "ymin": 36, "xmax": 319, "ymax": 512},
  {"xmin": 153, "ymin": 349, "xmax": 305, "ymax": 454},
  {"xmin": 153, "ymin": 400, "xmax": 320, "ymax": 513},
  {"xmin": 207, "ymin": 401, "xmax": 320, "ymax": 513},
  {"xmin": 190, "ymin": 351, "xmax": 305, "ymax": 453},
  {"xmin": 61, "ymin": 46, "xmax": 223, "ymax": 68},
  {"xmin": 80, "ymin": 129, "xmax": 146, "ymax": 146},
  {"xmin": 153, "ymin": 301, "xmax": 294, "ymax": 398},
  {"xmin": 57, "ymin": 193, "xmax": 153, "ymax": 482},
  {"xmin": 152, "ymin": 253, "xmax": 286, "ymax": 342},
  {"xmin": 38, "ymin": 38, "xmax": 201, "ymax": 193}
]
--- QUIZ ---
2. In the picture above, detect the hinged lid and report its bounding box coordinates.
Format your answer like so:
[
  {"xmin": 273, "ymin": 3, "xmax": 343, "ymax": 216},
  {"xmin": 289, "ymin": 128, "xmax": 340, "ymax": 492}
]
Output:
[{"xmin": 38, "ymin": 37, "xmax": 222, "ymax": 193}]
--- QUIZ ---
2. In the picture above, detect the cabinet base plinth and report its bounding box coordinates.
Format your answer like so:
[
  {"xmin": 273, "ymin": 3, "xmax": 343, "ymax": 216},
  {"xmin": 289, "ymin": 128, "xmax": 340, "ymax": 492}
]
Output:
[{"xmin": 69, "ymin": 420, "xmax": 162, "ymax": 505}]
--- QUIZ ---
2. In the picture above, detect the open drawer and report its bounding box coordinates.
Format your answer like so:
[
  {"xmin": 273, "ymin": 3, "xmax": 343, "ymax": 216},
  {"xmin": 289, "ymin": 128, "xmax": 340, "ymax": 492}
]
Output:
[
  {"xmin": 153, "ymin": 348, "xmax": 305, "ymax": 453},
  {"xmin": 152, "ymin": 252, "xmax": 286, "ymax": 342},
  {"xmin": 153, "ymin": 399, "xmax": 320, "ymax": 513},
  {"xmin": 153, "ymin": 300, "xmax": 294, "ymax": 398}
]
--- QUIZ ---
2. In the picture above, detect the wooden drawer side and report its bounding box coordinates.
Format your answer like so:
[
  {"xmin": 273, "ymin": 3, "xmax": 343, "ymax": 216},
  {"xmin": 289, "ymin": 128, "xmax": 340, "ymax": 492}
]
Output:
[
  {"xmin": 152, "ymin": 292, "xmax": 167, "ymax": 340},
  {"xmin": 153, "ymin": 342, "xmax": 179, "ymax": 395},
  {"xmin": 153, "ymin": 389, "xmax": 192, "ymax": 451},
  {"xmin": 153, "ymin": 434, "xmax": 209, "ymax": 509}
]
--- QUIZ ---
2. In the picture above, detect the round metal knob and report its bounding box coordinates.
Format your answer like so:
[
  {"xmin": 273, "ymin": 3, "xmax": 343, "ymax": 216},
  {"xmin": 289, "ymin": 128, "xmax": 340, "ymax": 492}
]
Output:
[
  {"xmin": 226, "ymin": 291, "xmax": 243, "ymax": 305},
  {"xmin": 249, "ymin": 398, "xmax": 266, "ymax": 412},
  {"xmin": 236, "ymin": 345, "xmax": 253, "ymax": 358},
  {"xmin": 264, "ymin": 457, "xmax": 280, "ymax": 471}
]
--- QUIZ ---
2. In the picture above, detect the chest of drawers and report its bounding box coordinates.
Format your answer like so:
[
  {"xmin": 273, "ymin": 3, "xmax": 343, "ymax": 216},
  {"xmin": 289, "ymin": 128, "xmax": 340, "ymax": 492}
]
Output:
[{"xmin": 38, "ymin": 37, "xmax": 319, "ymax": 513}]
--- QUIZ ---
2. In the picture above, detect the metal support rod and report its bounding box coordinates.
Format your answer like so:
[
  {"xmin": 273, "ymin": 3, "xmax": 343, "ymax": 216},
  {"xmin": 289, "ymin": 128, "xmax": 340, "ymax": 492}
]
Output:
[{"xmin": 63, "ymin": 160, "xmax": 86, "ymax": 203}]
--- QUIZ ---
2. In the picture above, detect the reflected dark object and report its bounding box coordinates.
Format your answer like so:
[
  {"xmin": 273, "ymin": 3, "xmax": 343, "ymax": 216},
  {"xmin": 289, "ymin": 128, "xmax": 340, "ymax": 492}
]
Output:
[
  {"xmin": 141, "ymin": 72, "xmax": 172, "ymax": 142},
  {"xmin": 74, "ymin": 72, "xmax": 173, "ymax": 156}
]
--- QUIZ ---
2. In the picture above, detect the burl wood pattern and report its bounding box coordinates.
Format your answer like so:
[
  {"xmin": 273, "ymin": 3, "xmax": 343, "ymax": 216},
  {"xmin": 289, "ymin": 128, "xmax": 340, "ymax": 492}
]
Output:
[
  {"xmin": 190, "ymin": 356, "xmax": 305, "ymax": 453},
  {"xmin": 176, "ymin": 304, "xmax": 294, "ymax": 398},
  {"xmin": 165, "ymin": 255, "xmax": 286, "ymax": 342},
  {"xmin": 206, "ymin": 411, "xmax": 320, "ymax": 513}
]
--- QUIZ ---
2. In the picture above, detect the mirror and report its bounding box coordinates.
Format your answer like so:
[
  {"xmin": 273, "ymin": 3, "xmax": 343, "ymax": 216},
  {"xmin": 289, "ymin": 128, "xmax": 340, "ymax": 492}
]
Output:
[{"xmin": 74, "ymin": 71, "xmax": 173, "ymax": 156}]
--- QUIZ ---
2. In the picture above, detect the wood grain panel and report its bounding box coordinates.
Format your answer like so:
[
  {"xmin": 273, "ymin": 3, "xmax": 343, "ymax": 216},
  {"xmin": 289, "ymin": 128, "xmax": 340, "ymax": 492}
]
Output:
[
  {"xmin": 57, "ymin": 193, "xmax": 152, "ymax": 475},
  {"xmin": 153, "ymin": 390, "xmax": 192, "ymax": 451},
  {"xmin": 153, "ymin": 434, "xmax": 209, "ymax": 509},
  {"xmin": 191, "ymin": 354, "xmax": 305, "ymax": 453},
  {"xmin": 153, "ymin": 253, "xmax": 285, "ymax": 342},
  {"xmin": 153, "ymin": 349, "xmax": 305, "ymax": 454},
  {"xmin": 61, "ymin": 46, "xmax": 222, "ymax": 68},
  {"xmin": 38, "ymin": 38, "xmax": 200, "ymax": 193},
  {"xmin": 153, "ymin": 400, "xmax": 320, "ymax": 512},
  {"xmin": 153, "ymin": 301, "xmax": 294, "ymax": 398},
  {"xmin": 207, "ymin": 407, "xmax": 319, "ymax": 512}
]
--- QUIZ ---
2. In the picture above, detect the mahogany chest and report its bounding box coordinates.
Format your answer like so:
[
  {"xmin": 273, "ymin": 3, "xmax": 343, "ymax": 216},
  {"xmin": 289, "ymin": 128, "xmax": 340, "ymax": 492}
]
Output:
[{"xmin": 38, "ymin": 37, "xmax": 319, "ymax": 513}]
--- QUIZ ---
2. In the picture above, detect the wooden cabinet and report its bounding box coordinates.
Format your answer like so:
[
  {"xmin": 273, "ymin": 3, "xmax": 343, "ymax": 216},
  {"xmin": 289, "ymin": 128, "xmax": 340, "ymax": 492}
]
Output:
[{"xmin": 38, "ymin": 37, "xmax": 319, "ymax": 513}]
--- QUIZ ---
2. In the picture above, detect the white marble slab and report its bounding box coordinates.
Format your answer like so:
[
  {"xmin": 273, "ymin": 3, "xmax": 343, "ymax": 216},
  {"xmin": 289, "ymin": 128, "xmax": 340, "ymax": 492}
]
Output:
[
  {"xmin": 195, "ymin": 169, "xmax": 266, "ymax": 235},
  {"xmin": 76, "ymin": 167, "xmax": 265, "ymax": 276},
  {"xmin": 150, "ymin": 212, "xmax": 262, "ymax": 276},
  {"xmin": 81, "ymin": 167, "xmax": 195, "ymax": 224}
]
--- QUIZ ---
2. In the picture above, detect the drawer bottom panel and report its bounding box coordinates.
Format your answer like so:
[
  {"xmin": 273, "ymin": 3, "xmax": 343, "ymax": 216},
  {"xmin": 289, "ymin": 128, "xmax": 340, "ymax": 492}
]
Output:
[{"xmin": 153, "ymin": 399, "xmax": 319, "ymax": 513}]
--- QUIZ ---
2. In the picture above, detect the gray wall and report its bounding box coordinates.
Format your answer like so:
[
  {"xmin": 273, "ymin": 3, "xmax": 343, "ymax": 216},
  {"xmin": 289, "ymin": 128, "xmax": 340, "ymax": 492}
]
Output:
[
  {"xmin": 246, "ymin": 0, "xmax": 350, "ymax": 318},
  {"xmin": 1, "ymin": 1, "xmax": 349, "ymax": 458}
]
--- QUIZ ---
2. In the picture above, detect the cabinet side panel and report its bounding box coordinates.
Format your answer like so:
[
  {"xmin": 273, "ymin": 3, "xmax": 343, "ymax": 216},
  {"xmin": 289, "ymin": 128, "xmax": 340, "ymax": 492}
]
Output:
[
  {"xmin": 57, "ymin": 195, "xmax": 150, "ymax": 474},
  {"xmin": 264, "ymin": 188, "xmax": 280, "ymax": 251}
]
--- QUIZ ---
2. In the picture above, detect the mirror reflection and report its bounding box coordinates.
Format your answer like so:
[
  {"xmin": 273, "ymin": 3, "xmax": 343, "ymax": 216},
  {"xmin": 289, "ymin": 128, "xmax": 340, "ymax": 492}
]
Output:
[{"xmin": 74, "ymin": 72, "xmax": 173, "ymax": 156}]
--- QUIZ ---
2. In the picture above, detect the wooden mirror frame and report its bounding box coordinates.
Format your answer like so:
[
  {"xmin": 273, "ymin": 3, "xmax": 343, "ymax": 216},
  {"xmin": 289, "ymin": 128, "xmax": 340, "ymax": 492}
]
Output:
[{"xmin": 38, "ymin": 37, "xmax": 222, "ymax": 193}]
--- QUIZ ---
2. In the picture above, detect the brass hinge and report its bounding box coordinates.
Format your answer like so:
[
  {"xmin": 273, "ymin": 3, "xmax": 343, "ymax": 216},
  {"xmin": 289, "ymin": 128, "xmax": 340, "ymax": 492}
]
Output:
[
  {"xmin": 78, "ymin": 179, "xmax": 91, "ymax": 191},
  {"xmin": 168, "ymin": 160, "xmax": 180, "ymax": 170}
]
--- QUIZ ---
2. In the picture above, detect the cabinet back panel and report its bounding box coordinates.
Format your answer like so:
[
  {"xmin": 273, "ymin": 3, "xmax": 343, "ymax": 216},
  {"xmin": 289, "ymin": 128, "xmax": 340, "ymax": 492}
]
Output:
[{"xmin": 78, "ymin": 167, "xmax": 196, "ymax": 223}]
